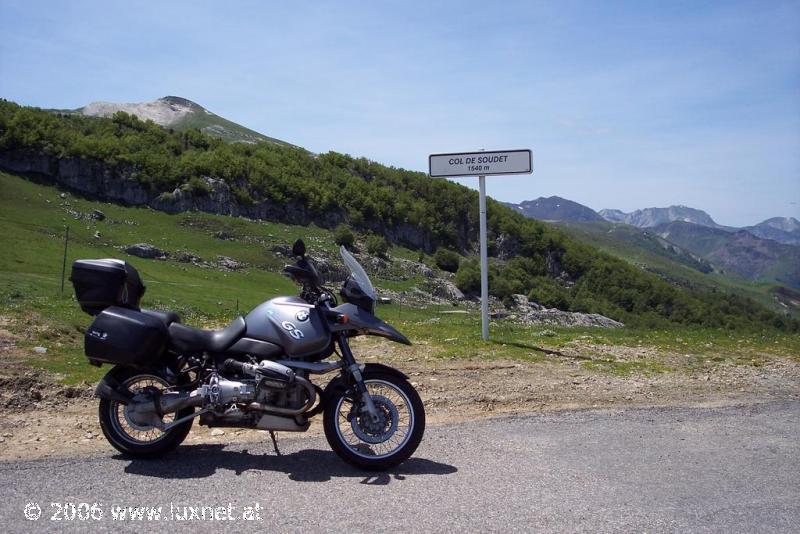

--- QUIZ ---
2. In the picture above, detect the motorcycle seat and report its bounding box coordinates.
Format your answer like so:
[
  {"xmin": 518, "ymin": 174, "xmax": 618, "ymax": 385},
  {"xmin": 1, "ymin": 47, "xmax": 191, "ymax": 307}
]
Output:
[
  {"xmin": 168, "ymin": 317, "xmax": 246, "ymax": 353},
  {"xmin": 141, "ymin": 309, "xmax": 181, "ymax": 326}
]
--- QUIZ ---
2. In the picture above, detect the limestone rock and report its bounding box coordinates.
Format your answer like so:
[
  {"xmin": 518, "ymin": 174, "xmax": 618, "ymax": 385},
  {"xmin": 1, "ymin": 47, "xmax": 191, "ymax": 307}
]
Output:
[{"xmin": 125, "ymin": 243, "xmax": 168, "ymax": 260}]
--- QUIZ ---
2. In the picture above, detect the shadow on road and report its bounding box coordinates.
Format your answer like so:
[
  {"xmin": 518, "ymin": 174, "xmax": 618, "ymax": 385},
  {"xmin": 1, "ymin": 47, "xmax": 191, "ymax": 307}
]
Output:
[{"xmin": 120, "ymin": 446, "xmax": 457, "ymax": 485}]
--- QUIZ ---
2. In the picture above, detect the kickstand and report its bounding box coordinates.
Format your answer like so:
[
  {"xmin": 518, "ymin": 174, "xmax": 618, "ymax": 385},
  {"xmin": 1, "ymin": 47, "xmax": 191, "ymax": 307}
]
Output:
[{"xmin": 269, "ymin": 431, "xmax": 281, "ymax": 456}]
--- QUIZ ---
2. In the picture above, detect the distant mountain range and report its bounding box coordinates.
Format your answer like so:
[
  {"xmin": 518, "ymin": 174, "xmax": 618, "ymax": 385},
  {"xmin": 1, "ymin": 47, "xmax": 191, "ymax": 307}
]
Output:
[
  {"xmin": 508, "ymin": 196, "xmax": 800, "ymax": 246},
  {"xmin": 743, "ymin": 217, "xmax": 800, "ymax": 246},
  {"xmin": 69, "ymin": 96, "xmax": 290, "ymax": 145},
  {"xmin": 509, "ymin": 195, "xmax": 800, "ymax": 296},
  {"xmin": 598, "ymin": 205, "xmax": 727, "ymax": 230},
  {"xmin": 654, "ymin": 221, "xmax": 800, "ymax": 289},
  {"xmin": 503, "ymin": 196, "xmax": 603, "ymax": 222}
]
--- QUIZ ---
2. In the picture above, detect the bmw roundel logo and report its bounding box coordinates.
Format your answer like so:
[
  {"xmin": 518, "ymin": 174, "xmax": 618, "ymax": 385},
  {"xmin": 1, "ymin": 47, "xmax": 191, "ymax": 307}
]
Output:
[{"xmin": 296, "ymin": 310, "xmax": 309, "ymax": 322}]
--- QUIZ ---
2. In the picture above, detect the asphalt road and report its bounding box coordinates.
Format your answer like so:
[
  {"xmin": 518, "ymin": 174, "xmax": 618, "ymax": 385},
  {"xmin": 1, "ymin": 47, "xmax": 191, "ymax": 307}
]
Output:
[{"xmin": 1, "ymin": 401, "xmax": 798, "ymax": 533}]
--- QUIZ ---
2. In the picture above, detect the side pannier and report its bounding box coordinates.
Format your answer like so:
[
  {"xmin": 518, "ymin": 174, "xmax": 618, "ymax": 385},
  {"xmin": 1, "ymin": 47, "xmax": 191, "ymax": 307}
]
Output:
[{"xmin": 85, "ymin": 306, "xmax": 168, "ymax": 365}]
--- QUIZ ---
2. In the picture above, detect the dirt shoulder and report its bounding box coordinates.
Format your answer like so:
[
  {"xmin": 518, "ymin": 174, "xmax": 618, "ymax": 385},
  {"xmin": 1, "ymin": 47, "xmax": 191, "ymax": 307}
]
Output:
[{"xmin": 1, "ymin": 330, "xmax": 798, "ymax": 461}]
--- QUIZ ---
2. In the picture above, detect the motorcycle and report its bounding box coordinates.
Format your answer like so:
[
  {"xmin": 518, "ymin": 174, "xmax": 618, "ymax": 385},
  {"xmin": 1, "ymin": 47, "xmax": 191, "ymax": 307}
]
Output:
[{"xmin": 70, "ymin": 239, "xmax": 425, "ymax": 470}]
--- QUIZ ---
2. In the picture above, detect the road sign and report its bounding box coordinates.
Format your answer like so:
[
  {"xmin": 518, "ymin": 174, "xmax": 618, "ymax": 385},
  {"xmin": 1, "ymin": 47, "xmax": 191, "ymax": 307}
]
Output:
[
  {"xmin": 428, "ymin": 148, "xmax": 533, "ymax": 341},
  {"xmin": 429, "ymin": 149, "xmax": 532, "ymax": 178}
]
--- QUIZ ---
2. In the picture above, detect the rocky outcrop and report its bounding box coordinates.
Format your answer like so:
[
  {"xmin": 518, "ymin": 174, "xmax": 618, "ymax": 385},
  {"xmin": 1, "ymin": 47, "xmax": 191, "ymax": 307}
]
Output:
[
  {"xmin": 506, "ymin": 294, "xmax": 624, "ymax": 328},
  {"xmin": 0, "ymin": 149, "xmax": 345, "ymax": 230},
  {"xmin": 430, "ymin": 279, "xmax": 465, "ymax": 301}
]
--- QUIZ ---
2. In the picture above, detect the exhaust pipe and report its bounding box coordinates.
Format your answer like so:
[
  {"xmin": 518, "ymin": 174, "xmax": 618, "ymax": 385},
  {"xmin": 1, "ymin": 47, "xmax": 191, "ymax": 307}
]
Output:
[{"xmin": 159, "ymin": 390, "xmax": 206, "ymax": 413}]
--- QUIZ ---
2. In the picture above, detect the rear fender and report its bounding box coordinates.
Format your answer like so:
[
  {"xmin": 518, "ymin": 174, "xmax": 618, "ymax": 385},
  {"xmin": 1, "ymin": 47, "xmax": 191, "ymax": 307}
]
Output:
[
  {"xmin": 94, "ymin": 363, "xmax": 188, "ymax": 405},
  {"xmin": 94, "ymin": 371, "xmax": 134, "ymax": 405}
]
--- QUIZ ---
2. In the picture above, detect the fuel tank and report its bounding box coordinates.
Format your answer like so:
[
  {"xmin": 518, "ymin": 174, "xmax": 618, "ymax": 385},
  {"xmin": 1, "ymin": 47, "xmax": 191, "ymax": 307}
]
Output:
[{"xmin": 244, "ymin": 297, "xmax": 331, "ymax": 359}]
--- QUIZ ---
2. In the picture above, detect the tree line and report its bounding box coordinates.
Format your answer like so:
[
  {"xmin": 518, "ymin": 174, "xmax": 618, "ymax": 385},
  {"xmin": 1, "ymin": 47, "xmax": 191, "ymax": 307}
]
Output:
[{"xmin": 0, "ymin": 99, "xmax": 795, "ymax": 331}]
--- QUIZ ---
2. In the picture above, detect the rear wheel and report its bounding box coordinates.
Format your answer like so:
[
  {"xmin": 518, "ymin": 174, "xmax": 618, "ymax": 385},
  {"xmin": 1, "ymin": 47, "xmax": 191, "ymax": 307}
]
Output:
[
  {"xmin": 323, "ymin": 371, "xmax": 425, "ymax": 470},
  {"xmin": 98, "ymin": 367, "xmax": 194, "ymax": 458}
]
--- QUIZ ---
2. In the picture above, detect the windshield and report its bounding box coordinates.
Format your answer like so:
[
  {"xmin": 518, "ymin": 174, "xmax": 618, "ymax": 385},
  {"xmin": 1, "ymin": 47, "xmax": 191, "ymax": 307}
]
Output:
[{"xmin": 340, "ymin": 246, "xmax": 376, "ymax": 300}]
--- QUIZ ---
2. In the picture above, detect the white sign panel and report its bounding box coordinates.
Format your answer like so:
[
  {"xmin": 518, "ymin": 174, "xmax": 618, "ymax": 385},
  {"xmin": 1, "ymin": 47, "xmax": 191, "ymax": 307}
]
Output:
[{"xmin": 429, "ymin": 149, "xmax": 532, "ymax": 178}]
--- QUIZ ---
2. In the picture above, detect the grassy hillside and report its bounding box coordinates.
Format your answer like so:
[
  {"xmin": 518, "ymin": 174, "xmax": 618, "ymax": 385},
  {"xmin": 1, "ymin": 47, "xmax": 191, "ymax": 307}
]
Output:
[
  {"xmin": 1, "ymin": 99, "xmax": 797, "ymax": 332},
  {"xmin": 165, "ymin": 98, "xmax": 289, "ymax": 145},
  {"xmin": 655, "ymin": 222, "xmax": 800, "ymax": 289},
  {"xmin": 0, "ymin": 170, "xmax": 439, "ymax": 382},
  {"xmin": 2, "ymin": 171, "xmax": 798, "ymax": 387},
  {"xmin": 555, "ymin": 221, "xmax": 796, "ymax": 316}
]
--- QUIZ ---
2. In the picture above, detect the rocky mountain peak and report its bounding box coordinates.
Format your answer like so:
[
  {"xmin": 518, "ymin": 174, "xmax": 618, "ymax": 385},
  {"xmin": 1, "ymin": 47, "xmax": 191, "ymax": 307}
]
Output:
[
  {"xmin": 600, "ymin": 205, "xmax": 722, "ymax": 229},
  {"xmin": 504, "ymin": 196, "xmax": 602, "ymax": 222}
]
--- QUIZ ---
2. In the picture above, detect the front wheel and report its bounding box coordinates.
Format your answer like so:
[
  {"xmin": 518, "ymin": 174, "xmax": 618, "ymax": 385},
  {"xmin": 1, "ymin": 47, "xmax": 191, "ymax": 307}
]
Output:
[{"xmin": 323, "ymin": 371, "xmax": 425, "ymax": 470}]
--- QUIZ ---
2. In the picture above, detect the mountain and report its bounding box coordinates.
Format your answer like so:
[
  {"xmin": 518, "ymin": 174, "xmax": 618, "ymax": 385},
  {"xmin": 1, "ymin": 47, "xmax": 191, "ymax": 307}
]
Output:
[
  {"xmin": 1, "ymin": 98, "xmax": 797, "ymax": 331},
  {"xmin": 599, "ymin": 205, "xmax": 725, "ymax": 229},
  {"xmin": 758, "ymin": 216, "xmax": 800, "ymax": 233},
  {"xmin": 503, "ymin": 196, "xmax": 603, "ymax": 222},
  {"xmin": 555, "ymin": 220, "xmax": 714, "ymax": 274},
  {"xmin": 597, "ymin": 209, "xmax": 627, "ymax": 223},
  {"xmin": 655, "ymin": 222, "xmax": 800, "ymax": 289},
  {"xmin": 552, "ymin": 220, "xmax": 799, "ymax": 315},
  {"xmin": 744, "ymin": 217, "xmax": 800, "ymax": 246},
  {"xmin": 77, "ymin": 96, "xmax": 289, "ymax": 145}
]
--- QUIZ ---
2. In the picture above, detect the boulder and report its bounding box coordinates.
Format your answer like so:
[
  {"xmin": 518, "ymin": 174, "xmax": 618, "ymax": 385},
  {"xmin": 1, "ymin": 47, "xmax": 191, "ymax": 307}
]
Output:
[
  {"xmin": 125, "ymin": 243, "xmax": 168, "ymax": 260},
  {"xmin": 431, "ymin": 279, "xmax": 465, "ymax": 301},
  {"xmin": 508, "ymin": 294, "xmax": 530, "ymax": 309},
  {"xmin": 217, "ymin": 256, "xmax": 245, "ymax": 271},
  {"xmin": 175, "ymin": 251, "xmax": 201, "ymax": 264}
]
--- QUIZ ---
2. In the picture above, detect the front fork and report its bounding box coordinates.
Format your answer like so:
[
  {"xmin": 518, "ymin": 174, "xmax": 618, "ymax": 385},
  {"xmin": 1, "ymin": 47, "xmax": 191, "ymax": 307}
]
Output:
[{"xmin": 336, "ymin": 334, "xmax": 381, "ymax": 423}]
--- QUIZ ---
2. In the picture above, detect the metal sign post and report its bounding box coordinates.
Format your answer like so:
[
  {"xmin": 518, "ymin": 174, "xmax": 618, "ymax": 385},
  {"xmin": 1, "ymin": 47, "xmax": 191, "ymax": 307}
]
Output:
[
  {"xmin": 429, "ymin": 149, "xmax": 532, "ymax": 341},
  {"xmin": 478, "ymin": 174, "xmax": 489, "ymax": 340}
]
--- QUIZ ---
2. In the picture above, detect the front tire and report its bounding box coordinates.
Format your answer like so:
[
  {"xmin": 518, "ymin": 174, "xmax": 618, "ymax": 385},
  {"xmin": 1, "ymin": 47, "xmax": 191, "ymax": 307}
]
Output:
[
  {"xmin": 98, "ymin": 367, "xmax": 194, "ymax": 459},
  {"xmin": 323, "ymin": 371, "xmax": 425, "ymax": 470}
]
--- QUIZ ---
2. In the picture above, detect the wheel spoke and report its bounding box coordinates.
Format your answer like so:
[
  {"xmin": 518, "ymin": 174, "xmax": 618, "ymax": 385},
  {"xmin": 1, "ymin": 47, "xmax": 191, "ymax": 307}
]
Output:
[
  {"xmin": 110, "ymin": 375, "xmax": 174, "ymax": 445},
  {"xmin": 334, "ymin": 379, "xmax": 416, "ymax": 460}
]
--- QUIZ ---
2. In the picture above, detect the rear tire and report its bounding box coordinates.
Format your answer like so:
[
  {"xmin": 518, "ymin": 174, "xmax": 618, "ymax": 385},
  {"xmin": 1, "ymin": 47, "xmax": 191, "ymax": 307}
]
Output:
[
  {"xmin": 98, "ymin": 367, "xmax": 194, "ymax": 459},
  {"xmin": 323, "ymin": 371, "xmax": 425, "ymax": 470}
]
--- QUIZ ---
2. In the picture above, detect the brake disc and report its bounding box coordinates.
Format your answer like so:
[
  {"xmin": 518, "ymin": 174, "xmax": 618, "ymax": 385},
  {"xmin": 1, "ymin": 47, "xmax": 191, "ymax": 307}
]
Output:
[{"xmin": 350, "ymin": 394, "xmax": 399, "ymax": 444}]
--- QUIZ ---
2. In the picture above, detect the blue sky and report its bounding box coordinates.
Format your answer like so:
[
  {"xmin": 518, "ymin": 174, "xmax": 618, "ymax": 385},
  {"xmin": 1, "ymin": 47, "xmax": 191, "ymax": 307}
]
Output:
[{"xmin": 1, "ymin": 0, "xmax": 798, "ymax": 226}]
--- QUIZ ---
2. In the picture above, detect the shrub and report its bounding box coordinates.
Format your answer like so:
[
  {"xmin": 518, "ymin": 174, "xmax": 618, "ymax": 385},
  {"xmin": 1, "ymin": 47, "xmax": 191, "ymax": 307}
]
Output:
[
  {"xmin": 455, "ymin": 260, "xmax": 481, "ymax": 294},
  {"xmin": 527, "ymin": 277, "xmax": 571, "ymax": 310},
  {"xmin": 433, "ymin": 248, "xmax": 461, "ymax": 273},
  {"xmin": 185, "ymin": 176, "xmax": 211, "ymax": 196},
  {"xmin": 333, "ymin": 224, "xmax": 355, "ymax": 249},
  {"xmin": 366, "ymin": 235, "xmax": 389, "ymax": 258}
]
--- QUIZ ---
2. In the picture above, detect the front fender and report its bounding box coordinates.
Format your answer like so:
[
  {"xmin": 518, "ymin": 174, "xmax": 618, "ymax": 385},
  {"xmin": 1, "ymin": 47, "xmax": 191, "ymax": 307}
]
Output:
[
  {"xmin": 360, "ymin": 362, "xmax": 409, "ymax": 380},
  {"xmin": 310, "ymin": 363, "xmax": 410, "ymax": 417}
]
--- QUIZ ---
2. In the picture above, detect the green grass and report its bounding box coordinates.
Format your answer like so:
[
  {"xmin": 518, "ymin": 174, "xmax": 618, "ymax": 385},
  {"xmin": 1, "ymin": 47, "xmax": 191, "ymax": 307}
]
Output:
[
  {"xmin": 2, "ymin": 170, "xmax": 798, "ymax": 384},
  {"xmin": 555, "ymin": 220, "xmax": 797, "ymax": 316},
  {"xmin": 0, "ymin": 171, "xmax": 435, "ymax": 381},
  {"xmin": 172, "ymin": 108, "xmax": 290, "ymax": 145}
]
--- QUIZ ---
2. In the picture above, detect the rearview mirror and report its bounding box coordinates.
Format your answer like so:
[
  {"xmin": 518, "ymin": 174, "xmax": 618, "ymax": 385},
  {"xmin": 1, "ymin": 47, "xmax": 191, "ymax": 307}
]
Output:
[{"xmin": 292, "ymin": 239, "xmax": 306, "ymax": 258}]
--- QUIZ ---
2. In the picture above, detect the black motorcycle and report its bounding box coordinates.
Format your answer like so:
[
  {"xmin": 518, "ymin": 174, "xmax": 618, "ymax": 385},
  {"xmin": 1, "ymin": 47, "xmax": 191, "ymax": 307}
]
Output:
[{"xmin": 70, "ymin": 239, "xmax": 425, "ymax": 470}]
